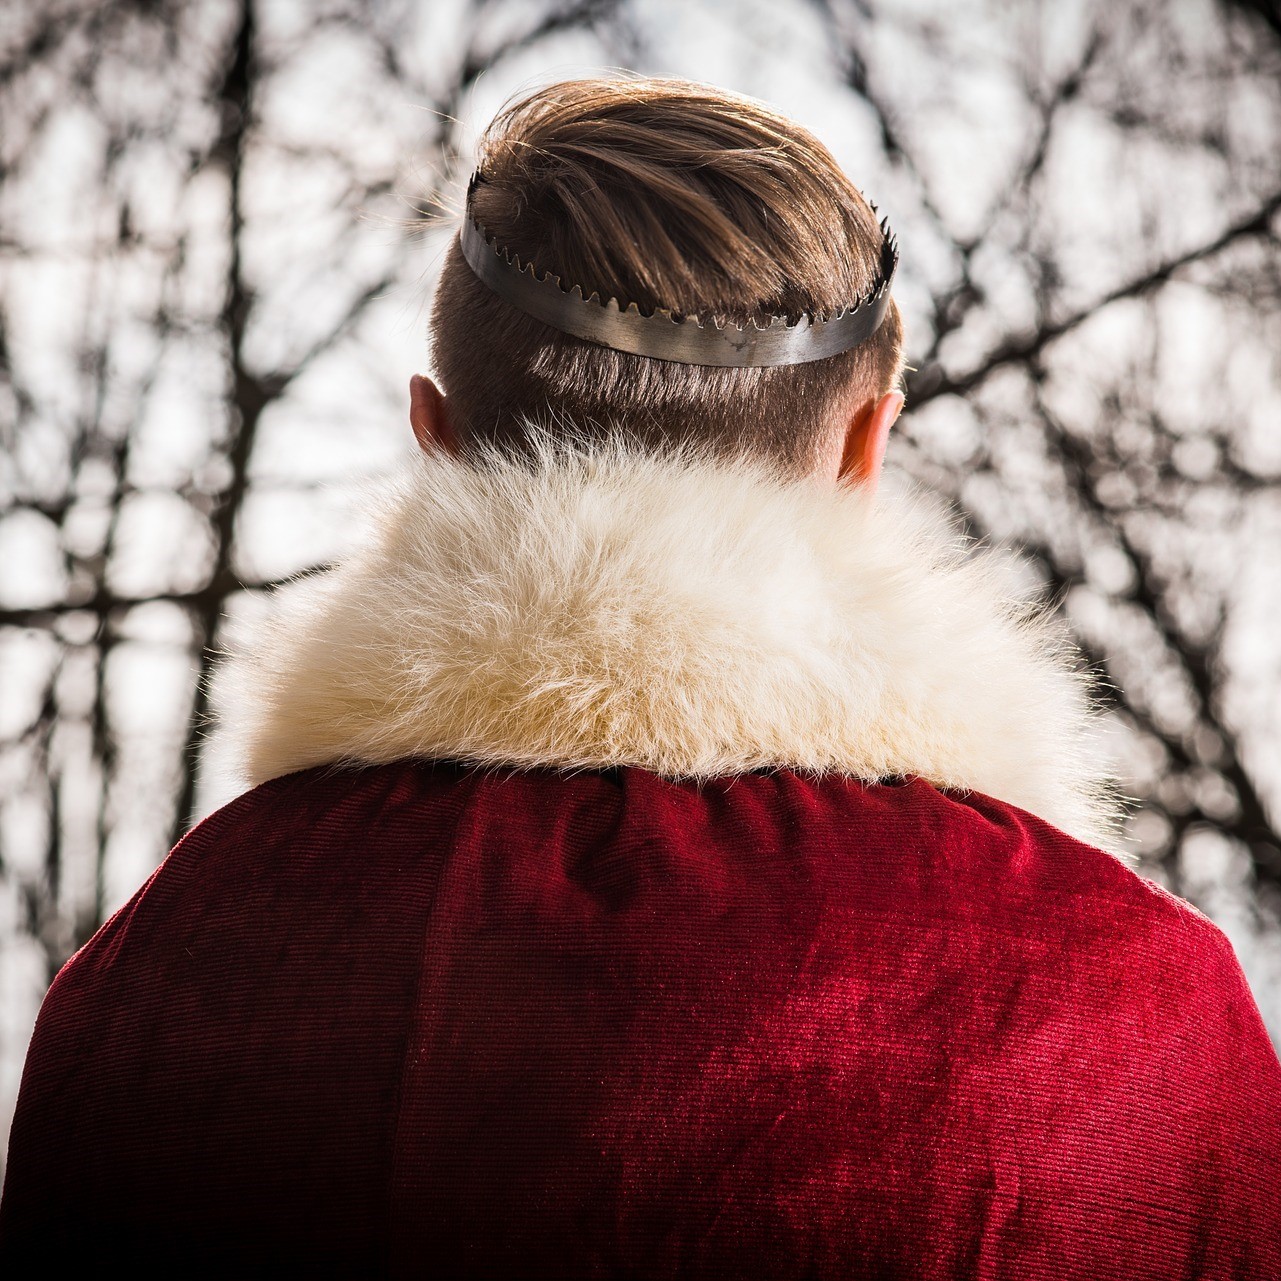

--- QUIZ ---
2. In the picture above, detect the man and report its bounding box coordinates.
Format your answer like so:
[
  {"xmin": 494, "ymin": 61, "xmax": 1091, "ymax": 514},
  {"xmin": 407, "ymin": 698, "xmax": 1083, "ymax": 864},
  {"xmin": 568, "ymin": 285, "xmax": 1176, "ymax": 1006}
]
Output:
[{"xmin": 3, "ymin": 76, "xmax": 1279, "ymax": 1277}]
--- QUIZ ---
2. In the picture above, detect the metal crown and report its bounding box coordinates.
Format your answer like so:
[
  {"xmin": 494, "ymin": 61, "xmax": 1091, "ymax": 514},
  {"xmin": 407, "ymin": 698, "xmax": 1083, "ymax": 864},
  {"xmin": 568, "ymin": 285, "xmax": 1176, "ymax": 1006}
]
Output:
[{"xmin": 458, "ymin": 171, "xmax": 898, "ymax": 369}]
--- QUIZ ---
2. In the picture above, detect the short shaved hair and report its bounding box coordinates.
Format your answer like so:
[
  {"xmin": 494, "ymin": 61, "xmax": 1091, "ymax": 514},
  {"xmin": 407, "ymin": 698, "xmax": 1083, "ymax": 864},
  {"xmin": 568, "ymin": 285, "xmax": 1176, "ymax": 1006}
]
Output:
[{"xmin": 431, "ymin": 76, "xmax": 905, "ymax": 474}]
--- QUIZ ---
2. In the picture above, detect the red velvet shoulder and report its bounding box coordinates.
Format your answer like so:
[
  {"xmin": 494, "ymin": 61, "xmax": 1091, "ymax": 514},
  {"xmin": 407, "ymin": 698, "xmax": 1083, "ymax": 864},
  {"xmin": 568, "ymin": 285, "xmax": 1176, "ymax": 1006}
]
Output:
[{"xmin": 3, "ymin": 761, "xmax": 1277, "ymax": 1279}]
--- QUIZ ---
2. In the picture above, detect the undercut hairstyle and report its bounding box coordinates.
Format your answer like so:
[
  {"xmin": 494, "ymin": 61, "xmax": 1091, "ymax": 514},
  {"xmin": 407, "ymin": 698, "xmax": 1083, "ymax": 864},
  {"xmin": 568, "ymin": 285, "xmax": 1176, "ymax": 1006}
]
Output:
[{"xmin": 430, "ymin": 76, "xmax": 906, "ymax": 475}]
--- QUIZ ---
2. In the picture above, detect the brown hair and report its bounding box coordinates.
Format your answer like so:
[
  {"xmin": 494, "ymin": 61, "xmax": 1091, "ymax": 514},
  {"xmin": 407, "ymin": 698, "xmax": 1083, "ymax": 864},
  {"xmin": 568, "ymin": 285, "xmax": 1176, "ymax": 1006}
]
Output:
[{"xmin": 430, "ymin": 77, "xmax": 905, "ymax": 475}]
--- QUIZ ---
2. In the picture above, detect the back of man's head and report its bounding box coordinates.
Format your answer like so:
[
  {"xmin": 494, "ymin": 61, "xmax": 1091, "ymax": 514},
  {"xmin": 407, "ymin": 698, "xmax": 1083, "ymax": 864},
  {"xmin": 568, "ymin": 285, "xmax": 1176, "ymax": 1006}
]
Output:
[{"xmin": 431, "ymin": 76, "xmax": 905, "ymax": 475}]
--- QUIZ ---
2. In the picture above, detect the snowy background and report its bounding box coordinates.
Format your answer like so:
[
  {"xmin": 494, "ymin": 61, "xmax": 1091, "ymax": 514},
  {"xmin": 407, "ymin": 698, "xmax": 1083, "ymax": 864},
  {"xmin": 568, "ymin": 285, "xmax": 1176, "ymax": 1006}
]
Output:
[{"xmin": 3, "ymin": 0, "xmax": 1281, "ymax": 1161}]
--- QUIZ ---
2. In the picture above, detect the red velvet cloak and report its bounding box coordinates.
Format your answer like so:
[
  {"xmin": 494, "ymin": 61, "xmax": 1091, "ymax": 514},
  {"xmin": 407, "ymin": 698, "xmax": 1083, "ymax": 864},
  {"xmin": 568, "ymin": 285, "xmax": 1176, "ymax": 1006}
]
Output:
[{"xmin": 3, "ymin": 759, "xmax": 1279, "ymax": 1277}]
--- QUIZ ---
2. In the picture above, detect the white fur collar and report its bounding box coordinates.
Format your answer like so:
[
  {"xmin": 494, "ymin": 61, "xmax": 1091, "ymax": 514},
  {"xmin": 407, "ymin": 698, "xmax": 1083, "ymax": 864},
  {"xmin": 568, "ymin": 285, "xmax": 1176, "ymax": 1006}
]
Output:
[{"xmin": 214, "ymin": 433, "xmax": 1121, "ymax": 849}]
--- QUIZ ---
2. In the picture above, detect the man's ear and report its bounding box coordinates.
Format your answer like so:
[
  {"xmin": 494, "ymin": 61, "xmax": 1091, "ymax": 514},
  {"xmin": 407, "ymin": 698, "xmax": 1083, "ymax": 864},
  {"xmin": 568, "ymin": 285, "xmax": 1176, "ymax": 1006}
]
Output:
[
  {"xmin": 836, "ymin": 391, "xmax": 904, "ymax": 495},
  {"xmin": 409, "ymin": 374, "xmax": 459, "ymax": 455}
]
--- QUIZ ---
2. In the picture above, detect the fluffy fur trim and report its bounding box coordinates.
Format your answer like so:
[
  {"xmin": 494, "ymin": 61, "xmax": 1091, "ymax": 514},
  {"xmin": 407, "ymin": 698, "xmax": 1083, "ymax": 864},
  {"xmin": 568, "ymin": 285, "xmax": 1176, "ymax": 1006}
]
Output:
[{"xmin": 214, "ymin": 432, "xmax": 1122, "ymax": 849}]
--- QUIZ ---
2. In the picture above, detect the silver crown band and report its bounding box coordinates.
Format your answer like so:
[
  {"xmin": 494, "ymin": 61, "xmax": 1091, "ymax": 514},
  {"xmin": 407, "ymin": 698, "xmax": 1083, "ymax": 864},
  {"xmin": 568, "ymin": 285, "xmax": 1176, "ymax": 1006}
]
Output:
[{"xmin": 458, "ymin": 172, "xmax": 898, "ymax": 369}]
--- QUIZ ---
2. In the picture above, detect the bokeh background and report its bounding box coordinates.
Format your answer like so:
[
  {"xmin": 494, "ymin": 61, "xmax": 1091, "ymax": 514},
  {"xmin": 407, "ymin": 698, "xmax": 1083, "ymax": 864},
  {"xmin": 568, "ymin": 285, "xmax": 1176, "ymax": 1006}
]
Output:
[{"xmin": 3, "ymin": 0, "xmax": 1281, "ymax": 1161}]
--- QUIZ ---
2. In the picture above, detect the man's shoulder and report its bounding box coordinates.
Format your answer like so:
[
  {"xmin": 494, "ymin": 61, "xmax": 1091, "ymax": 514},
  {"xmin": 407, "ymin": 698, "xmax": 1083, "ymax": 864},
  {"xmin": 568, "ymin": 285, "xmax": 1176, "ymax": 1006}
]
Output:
[
  {"xmin": 96, "ymin": 757, "xmax": 1235, "ymax": 1020},
  {"xmin": 732, "ymin": 769, "xmax": 1208, "ymax": 949},
  {"xmin": 185, "ymin": 759, "xmax": 1211, "ymax": 945}
]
